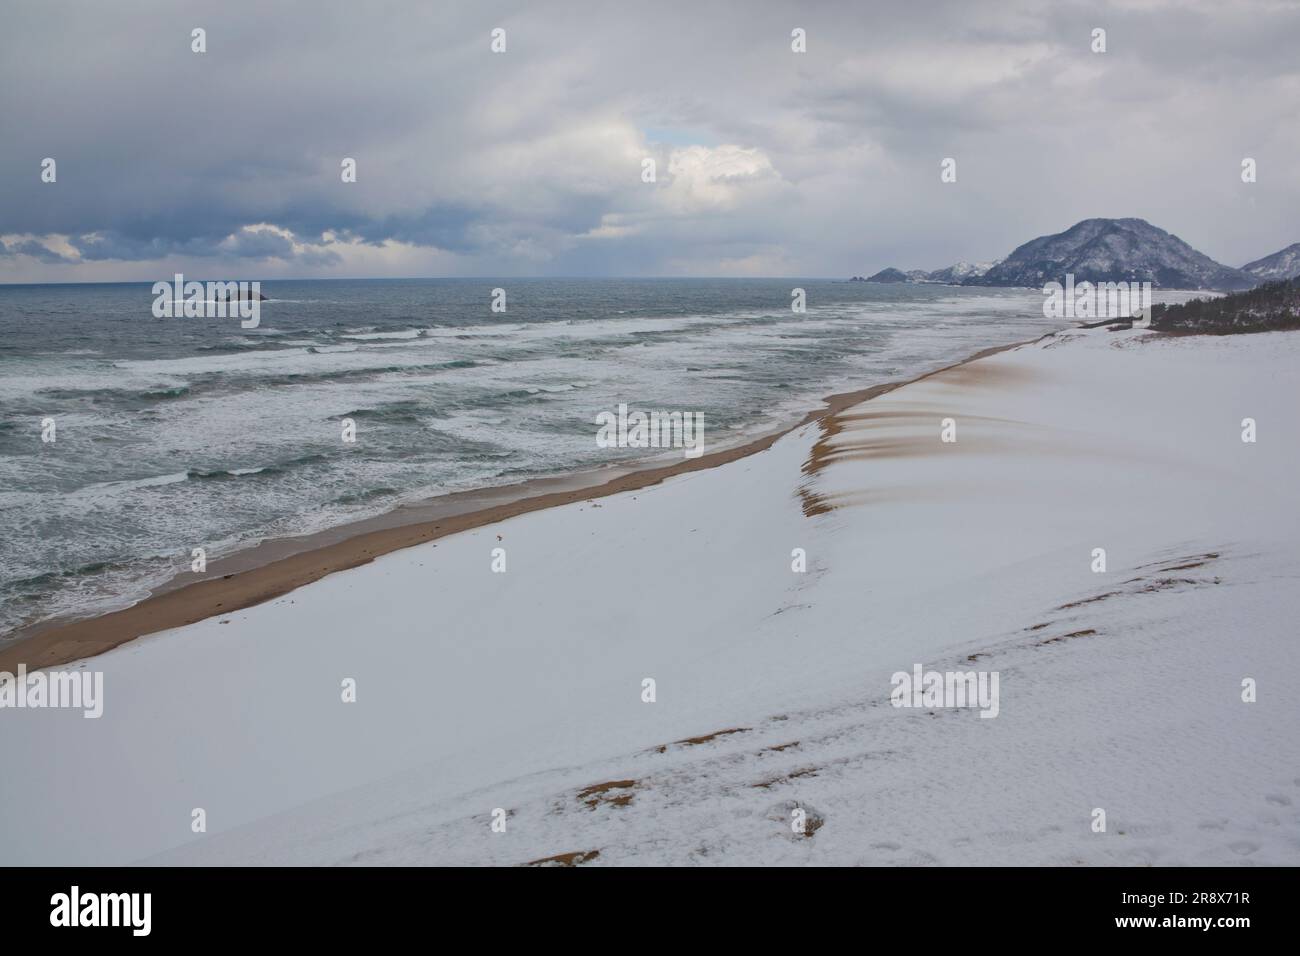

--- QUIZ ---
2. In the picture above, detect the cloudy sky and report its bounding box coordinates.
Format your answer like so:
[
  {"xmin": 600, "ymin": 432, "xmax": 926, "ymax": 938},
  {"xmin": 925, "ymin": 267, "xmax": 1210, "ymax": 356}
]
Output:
[{"xmin": 1, "ymin": 0, "xmax": 1297, "ymax": 282}]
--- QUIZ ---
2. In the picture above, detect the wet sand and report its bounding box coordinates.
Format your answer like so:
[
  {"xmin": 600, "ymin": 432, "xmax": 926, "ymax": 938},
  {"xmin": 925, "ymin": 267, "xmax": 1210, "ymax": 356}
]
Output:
[{"xmin": 0, "ymin": 336, "xmax": 1041, "ymax": 672}]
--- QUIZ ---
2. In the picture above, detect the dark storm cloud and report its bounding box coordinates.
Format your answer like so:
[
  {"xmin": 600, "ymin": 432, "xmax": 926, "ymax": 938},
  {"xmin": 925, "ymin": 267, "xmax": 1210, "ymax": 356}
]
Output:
[
  {"xmin": 0, "ymin": 237, "xmax": 73, "ymax": 263},
  {"xmin": 0, "ymin": 0, "xmax": 1297, "ymax": 280}
]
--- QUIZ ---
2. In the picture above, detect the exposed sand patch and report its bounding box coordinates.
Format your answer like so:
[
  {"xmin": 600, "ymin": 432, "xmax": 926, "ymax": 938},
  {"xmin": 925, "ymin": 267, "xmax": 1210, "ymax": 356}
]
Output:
[
  {"xmin": 652, "ymin": 727, "xmax": 751, "ymax": 753},
  {"xmin": 524, "ymin": 849, "xmax": 601, "ymax": 867},
  {"xmin": 577, "ymin": 780, "xmax": 638, "ymax": 810}
]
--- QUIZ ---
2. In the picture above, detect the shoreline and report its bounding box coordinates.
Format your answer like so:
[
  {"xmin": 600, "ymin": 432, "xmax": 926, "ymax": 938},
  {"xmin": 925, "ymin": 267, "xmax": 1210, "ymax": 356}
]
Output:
[
  {"xmin": 9, "ymin": 323, "xmax": 1298, "ymax": 866},
  {"xmin": 0, "ymin": 335, "xmax": 1044, "ymax": 673}
]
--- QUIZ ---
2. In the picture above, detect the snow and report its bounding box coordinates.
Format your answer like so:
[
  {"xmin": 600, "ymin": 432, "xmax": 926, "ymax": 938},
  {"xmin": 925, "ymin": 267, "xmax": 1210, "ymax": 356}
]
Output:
[
  {"xmin": 980, "ymin": 218, "xmax": 1256, "ymax": 291},
  {"xmin": 2, "ymin": 326, "xmax": 1298, "ymax": 866},
  {"xmin": 1243, "ymin": 242, "xmax": 1300, "ymax": 281}
]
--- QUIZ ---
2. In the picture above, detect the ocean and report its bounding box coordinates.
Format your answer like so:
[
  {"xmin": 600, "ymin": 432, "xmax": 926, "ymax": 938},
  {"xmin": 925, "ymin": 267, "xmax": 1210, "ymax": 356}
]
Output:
[{"xmin": 0, "ymin": 278, "xmax": 1060, "ymax": 640}]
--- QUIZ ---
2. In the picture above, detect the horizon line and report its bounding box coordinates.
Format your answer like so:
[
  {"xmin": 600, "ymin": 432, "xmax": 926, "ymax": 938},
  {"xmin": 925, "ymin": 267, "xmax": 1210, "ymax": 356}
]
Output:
[{"xmin": 0, "ymin": 274, "xmax": 885, "ymax": 288}]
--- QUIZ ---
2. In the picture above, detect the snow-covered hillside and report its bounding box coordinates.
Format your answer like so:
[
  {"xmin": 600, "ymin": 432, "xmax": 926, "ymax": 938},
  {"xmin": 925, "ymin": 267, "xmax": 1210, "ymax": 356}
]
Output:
[
  {"xmin": 968, "ymin": 218, "xmax": 1257, "ymax": 291},
  {"xmin": 1243, "ymin": 242, "xmax": 1300, "ymax": 281}
]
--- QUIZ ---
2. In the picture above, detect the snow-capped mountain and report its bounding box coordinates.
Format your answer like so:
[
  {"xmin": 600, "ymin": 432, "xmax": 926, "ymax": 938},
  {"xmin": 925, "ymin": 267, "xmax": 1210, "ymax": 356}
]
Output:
[
  {"xmin": 1242, "ymin": 242, "xmax": 1300, "ymax": 281},
  {"xmin": 963, "ymin": 218, "xmax": 1257, "ymax": 292},
  {"xmin": 925, "ymin": 260, "xmax": 999, "ymax": 283},
  {"xmin": 854, "ymin": 261, "xmax": 999, "ymax": 284}
]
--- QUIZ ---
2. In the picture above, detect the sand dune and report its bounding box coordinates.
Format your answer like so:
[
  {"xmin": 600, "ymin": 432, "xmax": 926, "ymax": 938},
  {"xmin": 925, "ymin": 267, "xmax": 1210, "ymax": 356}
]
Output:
[{"xmin": 3, "ymin": 326, "xmax": 1298, "ymax": 866}]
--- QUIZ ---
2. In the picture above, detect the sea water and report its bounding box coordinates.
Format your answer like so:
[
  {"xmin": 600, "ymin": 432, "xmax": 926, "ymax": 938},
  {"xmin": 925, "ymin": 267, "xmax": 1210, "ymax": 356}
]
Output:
[{"xmin": 0, "ymin": 277, "xmax": 1058, "ymax": 639}]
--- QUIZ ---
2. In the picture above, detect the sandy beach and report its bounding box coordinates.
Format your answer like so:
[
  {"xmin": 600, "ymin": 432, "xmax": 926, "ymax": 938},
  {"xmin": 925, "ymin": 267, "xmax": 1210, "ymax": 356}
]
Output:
[
  {"xmin": 0, "ymin": 340, "xmax": 1029, "ymax": 674},
  {"xmin": 3, "ymin": 324, "xmax": 1298, "ymax": 866}
]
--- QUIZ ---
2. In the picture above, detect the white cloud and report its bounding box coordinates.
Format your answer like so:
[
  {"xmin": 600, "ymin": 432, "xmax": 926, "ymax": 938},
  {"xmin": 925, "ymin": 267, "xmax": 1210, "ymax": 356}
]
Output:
[{"xmin": 661, "ymin": 145, "xmax": 784, "ymax": 212}]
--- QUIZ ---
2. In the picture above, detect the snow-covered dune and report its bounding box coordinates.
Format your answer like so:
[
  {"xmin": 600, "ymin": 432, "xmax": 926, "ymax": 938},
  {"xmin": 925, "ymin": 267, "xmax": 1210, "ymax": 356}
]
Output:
[{"xmin": 3, "ymin": 326, "xmax": 1297, "ymax": 866}]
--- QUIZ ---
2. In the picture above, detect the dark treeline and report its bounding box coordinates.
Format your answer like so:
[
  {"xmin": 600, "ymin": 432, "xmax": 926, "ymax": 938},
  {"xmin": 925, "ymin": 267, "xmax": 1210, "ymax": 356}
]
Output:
[{"xmin": 1150, "ymin": 278, "xmax": 1300, "ymax": 334}]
